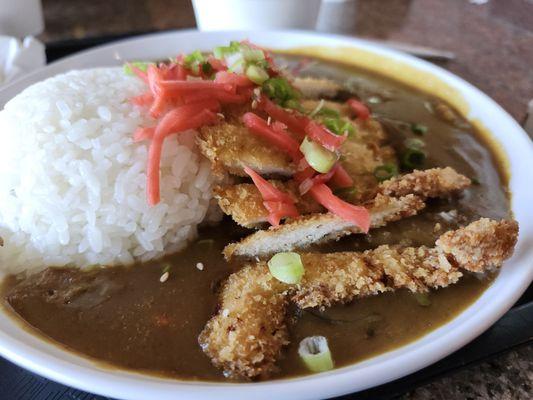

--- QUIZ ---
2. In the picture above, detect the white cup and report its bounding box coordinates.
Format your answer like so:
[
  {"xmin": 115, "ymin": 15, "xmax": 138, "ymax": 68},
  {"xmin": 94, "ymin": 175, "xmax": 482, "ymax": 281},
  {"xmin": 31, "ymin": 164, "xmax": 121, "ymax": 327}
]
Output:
[
  {"xmin": 0, "ymin": 0, "xmax": 44, "ymax": 38},
  {"xmin": 192, "ymin": 0, "xmax": 323, "ymax": 31}
]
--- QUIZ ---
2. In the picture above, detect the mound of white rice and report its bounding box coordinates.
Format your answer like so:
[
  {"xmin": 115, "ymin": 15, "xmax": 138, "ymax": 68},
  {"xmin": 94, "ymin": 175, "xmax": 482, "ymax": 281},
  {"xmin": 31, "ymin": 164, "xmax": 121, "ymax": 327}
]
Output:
[{"xmin": 0, "ymin": 68, "xmax": 218, "ymax": 274}]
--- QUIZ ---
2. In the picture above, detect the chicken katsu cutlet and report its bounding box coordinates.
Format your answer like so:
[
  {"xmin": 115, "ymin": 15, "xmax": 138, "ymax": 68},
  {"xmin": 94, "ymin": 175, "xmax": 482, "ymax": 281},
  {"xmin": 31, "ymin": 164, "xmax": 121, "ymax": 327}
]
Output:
[{"xmin": 199, "ymin": 219, "xmax": 518, "ymax": 379}]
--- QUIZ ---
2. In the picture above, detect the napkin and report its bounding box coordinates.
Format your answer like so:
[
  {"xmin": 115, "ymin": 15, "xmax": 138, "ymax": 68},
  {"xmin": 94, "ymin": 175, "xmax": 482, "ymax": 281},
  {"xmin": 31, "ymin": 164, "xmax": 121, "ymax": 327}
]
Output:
[{"xmin": 0, "ymin": 36, "xmax": 45, "ymax": 87}]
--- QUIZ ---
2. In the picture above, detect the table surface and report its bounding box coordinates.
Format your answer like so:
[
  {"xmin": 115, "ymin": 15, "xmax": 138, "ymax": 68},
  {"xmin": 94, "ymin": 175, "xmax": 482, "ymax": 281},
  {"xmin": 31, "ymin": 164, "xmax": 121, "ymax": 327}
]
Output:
[{"xmin": 14, "ymin": 0, "xmax": 533, "ymax": 399}]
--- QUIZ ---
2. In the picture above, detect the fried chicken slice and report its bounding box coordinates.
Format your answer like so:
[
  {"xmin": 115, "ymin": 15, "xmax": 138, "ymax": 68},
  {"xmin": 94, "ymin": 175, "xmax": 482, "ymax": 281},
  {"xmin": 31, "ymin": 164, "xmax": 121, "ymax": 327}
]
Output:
[
  {"xmin": 223, "ymin": 194, "xmax": 425, "ymax": 260},
  {"xmin": 293, "ymin": 77, "xmax": 342, "ymax": 99},
  {"xmin": 379, "ymin": 167, "xmax": 471, "ymax": 198},
  {"xmin": 198, "ymin": 264, "xmax": 289, "ymax": 380},
  {"xmin": 214, "ymin": 181, "xmax": 322, "ymax": 228},
  {"xmin": 198, "ymin": 122, "xmax": 295, "ymax": 177},
  {"xmin": 216, "ymin": 167, "xmax": 469, "ymax": 229},
  {"xmin": 294, "ymin": 218, "xmax": 518, "ymax": 308},
  {"xmin": 436, "ymin": 218, "xmax": 518, "ymax": 272},
  {"xmin": 200, "ymin": 219, "xmax": 518, "ymax": 379}
]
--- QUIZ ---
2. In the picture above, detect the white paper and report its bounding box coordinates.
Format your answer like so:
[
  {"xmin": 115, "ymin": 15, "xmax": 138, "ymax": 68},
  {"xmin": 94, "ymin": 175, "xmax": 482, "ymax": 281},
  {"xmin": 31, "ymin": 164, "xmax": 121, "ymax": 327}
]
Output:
[{"xmin": 0, "ymin": 36, "xmax": 45, "ymax": 87}]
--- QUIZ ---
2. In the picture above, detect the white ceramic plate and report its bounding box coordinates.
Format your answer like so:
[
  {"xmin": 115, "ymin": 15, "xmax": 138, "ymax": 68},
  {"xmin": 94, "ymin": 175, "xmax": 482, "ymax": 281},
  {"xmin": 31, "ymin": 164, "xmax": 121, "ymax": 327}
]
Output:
[{"xmin": 0, "ymin": 30, "xmax": 532, "ymax": 400}]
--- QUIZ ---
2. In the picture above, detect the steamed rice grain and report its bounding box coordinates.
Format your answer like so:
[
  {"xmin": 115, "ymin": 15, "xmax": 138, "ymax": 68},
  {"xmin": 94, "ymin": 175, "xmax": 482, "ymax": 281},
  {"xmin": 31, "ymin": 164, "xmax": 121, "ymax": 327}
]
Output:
[{"xmin": 0, "ymin": 68, "xmax": 218, "ymax": 274}]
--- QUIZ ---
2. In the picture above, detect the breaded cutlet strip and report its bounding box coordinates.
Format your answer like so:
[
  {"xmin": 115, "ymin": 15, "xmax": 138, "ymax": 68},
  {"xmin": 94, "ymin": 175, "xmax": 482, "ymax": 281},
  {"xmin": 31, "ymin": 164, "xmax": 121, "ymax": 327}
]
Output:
[
  {"xmin": 223, "ymin": 194, "xmax": 426, "ymax": 260},
  {"xmin": 214, "ymin": 181, "xmax": 322, "ymax": 228},
  {"xmin": 198, "ymin": 122, "xmax": 295, "ymax": 177},
  {"xmin": 294, "ymin": 218, "xmax": 518, "ymax": 308},
  {"xmin": 293, "ymin": 77, "xmax": 342, "ymax": 99},
  {"xmin": 436, "ymin": 218, "xmax": 519, "ymax": 272},
  {"xmin": 379, "ymin": 167, "xmax": 471, "ymax": 198},
  {"xmin": 198, "ymin": 264, "xmax": 289, "ymax": 380},
  {"xmin": 216, "ymin": 167, "xmax": 470, "ymax": 228},
  {"xmin": 201, "ymin": 219, "xmax": 518, "ymax": 378}
]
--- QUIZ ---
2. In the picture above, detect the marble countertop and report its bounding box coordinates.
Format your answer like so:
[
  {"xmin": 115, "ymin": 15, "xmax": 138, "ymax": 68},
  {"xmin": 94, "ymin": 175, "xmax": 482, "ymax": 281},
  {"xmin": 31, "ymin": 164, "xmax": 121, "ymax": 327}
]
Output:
[{"xmin": 37, "ymin": 0, "xmax": 533, "ymax": 398}]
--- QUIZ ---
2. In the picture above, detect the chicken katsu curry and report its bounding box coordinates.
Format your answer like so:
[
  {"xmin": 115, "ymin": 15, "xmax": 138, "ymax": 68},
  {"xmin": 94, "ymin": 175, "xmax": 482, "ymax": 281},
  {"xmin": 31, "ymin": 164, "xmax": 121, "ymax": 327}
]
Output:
[{"xmin": 0, "ymin": 41, "xmax": 518, "ymax": 381}]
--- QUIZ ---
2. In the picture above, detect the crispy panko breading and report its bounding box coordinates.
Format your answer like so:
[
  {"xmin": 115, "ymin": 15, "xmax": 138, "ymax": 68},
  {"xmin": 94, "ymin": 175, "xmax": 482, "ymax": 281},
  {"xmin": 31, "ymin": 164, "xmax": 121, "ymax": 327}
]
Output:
[
  {"xmin": 223, "ymin": 194, "xmax": 425, "ymax": 260},
  {"xmin": 379, "ymin": 167, "xmax": 471, "ymax": 199},
  {"xmin": 436, "ymin": 218, "xmax": 519, "ymax": 272},
  {"xmin": 198, "ymin": 122, "xmax": 295, "ymax": 177},
  {"xmin": 198, "ymin": 264, "xmax": 289, "ymax": 379},
  {"xmin": 201, "ymin": 219, "xmax": 518, "ymax": 379},
  {"xmin": 293, "ymin": 77, "xmax": 342, "ymax": 99},
  {"xmin": 293, "ymin": 246, "xmax": 461, "ymax": 308},
  {"xmin": 214, "ymin": 181, "xmax": 322, "ymax": 228},
  {"xmin": 216, "ymin": 168, "xmax": 470, "ymax": 228}
]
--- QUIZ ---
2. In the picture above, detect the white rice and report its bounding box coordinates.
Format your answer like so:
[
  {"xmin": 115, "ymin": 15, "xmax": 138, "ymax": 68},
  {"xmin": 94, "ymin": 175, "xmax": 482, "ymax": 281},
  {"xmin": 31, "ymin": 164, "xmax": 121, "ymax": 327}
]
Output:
[{"xmin": 0, "ymin": 68, "xmax": 218, "ymax": 274}]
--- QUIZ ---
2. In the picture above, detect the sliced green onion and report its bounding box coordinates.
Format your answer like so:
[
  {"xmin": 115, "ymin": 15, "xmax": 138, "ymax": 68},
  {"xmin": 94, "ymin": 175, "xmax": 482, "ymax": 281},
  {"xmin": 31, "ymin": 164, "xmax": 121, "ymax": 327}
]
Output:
[
  {"xmin": 317, "ymin": 107, "xmax": 340, "ymax": 118},
  {"xmin": 228, "ymin": 57, "xmax": 245, "ymax": 74},
  {"xmin": 246, "ymin": 65, "xmax": 269, "ymax": 85},
  {"xmin": 333, "ymin": 186, "xmax": 357, "ymax": 202},
  {"xmin": 401, "ymin": 148, "xmax": 426, "ymax": 170},
  {"xmin": 308, "ymin": 99, "xmax": 325, "ymax": 118},
  {"xmin": 262, "ymin": 77, "xmax": 300, "ymax": 107},
  {"xmin": 413, "ymin": 292, "xmax": 431, "ymax": 307},
  {"xmin": 471, "ymin": 177, "xmax": 480, "ymax": 185},
  {"xmin": 213, "ymin": 41, "xmax": 242, "ymax": 59},
  {"xmin": 123, "ymin": 61, "xmax": 152, "ymax": 75},
  {"xmin": 184, "ymin": 50, "xmax": 204, "ymax": 65},
  {"xmin": 300, "ymin": 136, "xmax": 339, "ymax": 174},
  {"xmin": 201, "ymin": 61, "xmax": 213, "ymax": 75},
  {"xmin": 298, "ymin": 336, "xmax": 334, "ymax": 373},
  {"xmin": 411, "ymin": 123, "xmax": 428, "ymax": 135},
  {"xmin": 284, "ymin": 98, "xmax": 304, "ymax": 111},
  {"xmin": 242, "ymin": 47, "xmax": 265, "ymax": 62},
  {"xmin": 267, "ymin": 252, "xmax": 304, "ymax": 284},
  {"xmin": 373, "ymin": 164, "xmax": 399, "ymax": 182},
  {"xmin": 161, "ymin": 263, "xmax": 172, "ymax": 274},
  {"xmin": 213, "ymin": 46, "xmax": 225, "ymax": 59},
  {"xmin": 323, "ymin": 117, "xmax": 355, "ymax": 137},
  {"xmin": 405, "ymin": 137, "xmax": 425, "ymax": 150}
]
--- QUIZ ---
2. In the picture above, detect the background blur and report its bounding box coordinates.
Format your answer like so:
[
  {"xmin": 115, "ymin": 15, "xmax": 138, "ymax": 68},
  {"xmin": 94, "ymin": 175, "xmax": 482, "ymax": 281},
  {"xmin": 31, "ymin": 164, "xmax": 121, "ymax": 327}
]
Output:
[{"xmin": 39, "ymin": 0, "xmax": 533, "ymax": 123}]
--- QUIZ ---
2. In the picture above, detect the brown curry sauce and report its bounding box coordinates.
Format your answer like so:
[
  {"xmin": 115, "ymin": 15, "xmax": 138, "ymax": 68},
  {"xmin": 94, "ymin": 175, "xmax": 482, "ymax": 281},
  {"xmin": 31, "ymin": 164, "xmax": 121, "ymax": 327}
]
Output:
[{"xmin": 0, "ymin": 56, "xmax": 510, "ymax": 381}]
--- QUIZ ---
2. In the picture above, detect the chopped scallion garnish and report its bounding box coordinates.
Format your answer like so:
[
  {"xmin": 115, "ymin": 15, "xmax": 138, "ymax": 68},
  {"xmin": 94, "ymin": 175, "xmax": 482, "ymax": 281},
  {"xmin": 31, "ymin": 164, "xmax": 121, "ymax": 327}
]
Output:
[
  {"xmin": 317, "ymin": 107, "xmax": 340, "ymax": 118},
  {"xmin": 373, "ymin": 164, "xmax": 399, "ymax": 182},
  {"xmin": 161, "ymin": 263, "xmax": 172, "ymax": 274},
  {"xmin": 411, "ymin": 123, "xmax": 428, "ymax": 135},
  {"xmin": 246, "ymin": 64, "xmax": 269, "ymax": 85},
  {"xmin": 300, "ymin": 136, "xmax": 339, "ymax": 174},
  {"xmin": 404, "ymin": 137, "xmax": 425, "ymax": 150},
  {"xmin": 298, "ymin": 336, "xmax": 334, "ymax": 373},
  {"xmin": 333, "ymin": 186, "xmax": 357, "ymax": 202},
  {"xmin": 262, "ymin": 77, "xmax": 301, "ymax": 108},
  {"xmin": 413, "ymin": 292, "xmax": 431, "ymax": 306},
  {"xmin": 267, "ymin": 252, "xmax": 304, "ymax": 284},
  {"xmin": 123, "ymin": 61, "xmax": 152, "ymax": 75},
  {"xmin": 401, "ymin": 148, "xmax": 426, "ymax": 170},
  {"xmin": 322, "ymin": 117, "xmax": 355, "ymax": 137}
]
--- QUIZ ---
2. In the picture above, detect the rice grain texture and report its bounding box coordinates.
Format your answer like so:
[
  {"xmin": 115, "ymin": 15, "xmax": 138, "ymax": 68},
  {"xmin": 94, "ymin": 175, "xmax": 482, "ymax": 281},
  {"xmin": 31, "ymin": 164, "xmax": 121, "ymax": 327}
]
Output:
[{"xmin": 0, "ymin": 68, "xmax": 217, "ymax": 273}]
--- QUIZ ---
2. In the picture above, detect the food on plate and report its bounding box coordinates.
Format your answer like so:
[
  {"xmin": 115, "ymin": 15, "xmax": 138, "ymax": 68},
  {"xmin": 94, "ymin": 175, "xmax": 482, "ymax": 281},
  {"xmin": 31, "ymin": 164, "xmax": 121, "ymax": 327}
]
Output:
[
  {"xmin": 0, "ymin": 40, "xmax": 518, "ymax": 382},
  {"xmin": 0, "ymin": 68, "xmax": 218, "ymax": 273},
  {"xmin": 200, "ymin": 219, "xmax": 517, "ymax": 378}
]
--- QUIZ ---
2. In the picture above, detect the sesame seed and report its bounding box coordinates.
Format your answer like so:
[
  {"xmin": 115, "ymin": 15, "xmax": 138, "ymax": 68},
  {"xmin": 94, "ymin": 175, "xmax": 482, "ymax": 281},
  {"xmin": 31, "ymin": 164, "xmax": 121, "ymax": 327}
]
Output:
[
  {"xmin": 222, "ymin": 309, "xmax": 230, "ymax": 317},
  {"xmin": 267, "ymin": 116, "xmax": 272, "ymax": 126},
  {"xmin": 216, "ymin": 113, "xmax": 225, "ymax": 119},
  {"xmin": 196, "ymin": 262, "xmax": 204, "ymax": 271},
  {"xmin": 251, "ymin": 100, "xmax": 258, "ymax": 109},
  {"xmin": 159, "ymin": 271, "xmax": 169, "ymax": 283}
]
